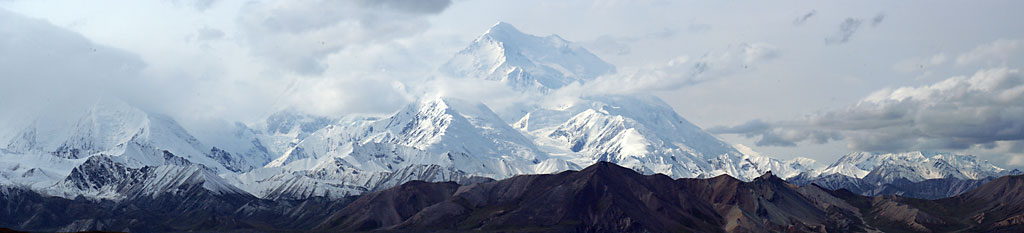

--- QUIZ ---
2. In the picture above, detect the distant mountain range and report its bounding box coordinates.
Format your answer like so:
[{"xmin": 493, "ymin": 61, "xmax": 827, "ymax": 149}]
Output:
[
  {"xmin": 1, "ymin": 22, "xmax": 1021, "ymax": 232},
  {"xmin": 789, "ymin": 151, "xmax": 1021, "ymax": 199}
]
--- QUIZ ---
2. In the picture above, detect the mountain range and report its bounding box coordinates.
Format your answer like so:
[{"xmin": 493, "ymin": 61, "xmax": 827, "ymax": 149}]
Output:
[
  {"xmin": 1, "ymin": 22, "xmax": 1021, "ymax": 232},
  {"xmin": 3, "ymin": 161, "xmax": 1024, "ymax": 232}
]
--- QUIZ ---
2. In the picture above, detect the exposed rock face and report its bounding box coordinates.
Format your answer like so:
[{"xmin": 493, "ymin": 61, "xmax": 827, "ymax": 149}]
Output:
[{"xmin": 313, "ymin": 162, "xmax": 1024, "ymax": 233}]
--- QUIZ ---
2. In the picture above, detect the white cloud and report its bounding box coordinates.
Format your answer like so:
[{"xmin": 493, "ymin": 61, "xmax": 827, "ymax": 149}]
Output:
[
  {"xmin": 567, "ymin": 42, "xmax": 780, "ymax": 95},
  {"xmin": 236, "ymin": 0, "xmax": 451, "ymax": 75},
  {"xmin": 956, "ymin": 39, "xmax": 1023, "ymax": 65},
  {"xmin": 0, "ymin": 8, "xmax": 144, "ymax": 106}
]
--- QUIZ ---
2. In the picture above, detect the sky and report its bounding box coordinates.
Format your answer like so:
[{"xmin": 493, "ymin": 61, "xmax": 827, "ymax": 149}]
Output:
[{"xmin": 1, "ymin": 0, "xmax": 1023, "ymax": 168}]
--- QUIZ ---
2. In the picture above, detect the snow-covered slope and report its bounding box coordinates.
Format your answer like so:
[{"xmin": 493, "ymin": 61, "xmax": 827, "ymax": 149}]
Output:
[
  {"xmin": 252, "ymin": 110, "xmax": 336, "ymax": 160},
  {"xmin": 0, "ymin": 98, "xmax": 242, "ymax": 170},
  {"xmin": 442, "ymin": 22, "xmax": 615, "ymax": 92},
  {"xmin": 0, "ymin": 98, "xmax": 265, "ymax": 199},
  {"xmin": 520, "ymin": 95, "xmax": 808, "ymax": 180},
  {"xmin": 50, "ymin": 152, "xmax": 249, "ymax": 200}
]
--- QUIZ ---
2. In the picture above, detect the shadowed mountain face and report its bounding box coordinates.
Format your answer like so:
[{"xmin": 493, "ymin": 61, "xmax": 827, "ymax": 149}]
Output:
[
  {"xmin": 3, "ymin": 162, "xmax": 1024, "ymax": 232},
  {"xmin": 313, "ymin": 162, "xmax": 1024, "ymax": 233},
  {"xmin": 789, "ymin": 174, "xmax": 1003, "ymax": 200}
]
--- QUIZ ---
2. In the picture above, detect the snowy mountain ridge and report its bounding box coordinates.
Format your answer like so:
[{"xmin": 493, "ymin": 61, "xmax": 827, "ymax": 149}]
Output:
[{"xmin": 812, "ymin": 151, "xmax": 1008, "ymax": 183}]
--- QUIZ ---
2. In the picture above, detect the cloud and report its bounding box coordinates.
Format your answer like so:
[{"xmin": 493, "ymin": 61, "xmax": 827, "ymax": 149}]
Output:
[
  {"xmin": 569, "ymin": 42, "xmax": 780, "ymax": 95},
  {"xmin": 893, "ymin": 53, "xmax": 948, "ymax": 72},
  {"xmin": 584, "ymin": 27, "xmax": 681, "ymax": 57},
  {"xmin": 956, "ymin": 39, "xmax": 1023, "ymax": 65},
  {"xmin": 236, "ymin": 0, "xmax": 452, "ymax": 75},
  {"xmin": 166, "ymin": 0, "xmax": 219, "ymax": 11},
  {"xmin": 712, "ymin": 67, "xmax": 1024, "ymax": 153},
  {"xmin": 708, "ymin": 120, "xmax": 842, "ymax": 147},
  {"xmin": 870, "ymin": 13, "xmax": 886, "ymax": 27},
  {"xmin": 825, "ymin": 18, "xmax": 863, "ymax": 45},
  {"xmin": 792, "ymin": 10, "xmax": 816, "ymax": 26},
  {"xmin": 825, "ymin": 13, "xmax": 886, "ymax": 45},
  {"xmin": 195, "ymin": 27, "xmax": 224, "ymax": 41},
  {"xmin": 0, "ymin": 8, "xmax": 145, "ymax": 107},
  {"xmin": 587, "ymin": 35, "xmax": 635, "ymax": 56}
]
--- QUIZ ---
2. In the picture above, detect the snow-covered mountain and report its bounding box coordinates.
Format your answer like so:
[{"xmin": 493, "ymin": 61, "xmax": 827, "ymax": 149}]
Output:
[
  {"xmin": 0, "ymin": 23, "xmax": 797, "ymax": 201},
  {"xmin": 787, "ymin": 151, "xmax": 1020, "ymax": 199},
  {"xmin": 513, "ymin": 94, "xmax": 811, "ymax": 180},
  {"xmin": 1, "ymin": 22, "xmax": 1015, "ymax": 203},
  {"xmin": 442, "ymin": 22, "xmax": 615, "ymax": 92},
  {"xmin": 229, "ymin": 97, "xmax": 577, "ymax": 199},
  {"xmin": 0, "ymin": 98, "xmax": 266, "ymax": 198},
  {"xmin": 260, "ymin": 110, "xmax": 334, "ymax": 151},
  {"xmin": 215, "ymin": 22, "xmax": 820, "ymax": 198},
  {"xmin": 51, "ymin": 152, "xmax": 248, "ymax": 200}
]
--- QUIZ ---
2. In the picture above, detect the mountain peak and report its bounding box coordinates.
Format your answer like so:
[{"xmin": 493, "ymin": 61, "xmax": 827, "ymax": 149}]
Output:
[
  {"xmin": 577, "ymin": 161, "xmax": 648, "ymax": 182},
  {"xmin": 486, "ymin": 21, "xmax": 521, "ymax": 35},
  {"xmin": 756, "ymin": 171, "xmax": 781, "ymax": 181},
  {"xmin": 442, "ymin": 22, "xmax": 615, "ymax": 92},
  {"xmin": 415, "ymin": 96, "xmax": 475, "ymax": 115}
]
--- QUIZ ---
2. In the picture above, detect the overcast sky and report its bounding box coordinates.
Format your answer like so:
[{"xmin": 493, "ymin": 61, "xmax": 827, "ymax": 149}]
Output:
[{"xmin": 2, "ymin": 0, "xmax": 1023, "ymax": 167}]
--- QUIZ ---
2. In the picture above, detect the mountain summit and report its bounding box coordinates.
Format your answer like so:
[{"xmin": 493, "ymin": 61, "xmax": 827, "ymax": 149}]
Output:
[{"xmin": 442, "ymin": 22, "xmax": 615, "ymax": 92}]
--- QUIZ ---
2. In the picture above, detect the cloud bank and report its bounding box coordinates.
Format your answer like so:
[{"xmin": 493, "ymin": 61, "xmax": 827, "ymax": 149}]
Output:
[
  {"xmin": 711, "ymin": 67, "xmax": 1024, "ymax": 153},
  {"xmin": 565, "ymin": 42, "xmax": 780, "ymax": 95},
  {"xmin": 237, "ymin": 0, "xmax": 452, "ymax": 75},
  {"xmin": 0, "ymin": 8, "xmax": 145, "ymax": 108}
]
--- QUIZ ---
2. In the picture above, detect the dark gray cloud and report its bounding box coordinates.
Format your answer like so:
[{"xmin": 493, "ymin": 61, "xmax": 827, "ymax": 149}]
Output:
[
  {"xmin": 237, "ymin": 0, "xmax": 452, "ymax": 75},
  {"xmin": 711, "ymin": 68, "xmax": 1024, "ymax": 153},
  {"xmin": 825, "ymin": 18, "xmax": 863, "ymax": 45},
  {"xmin": 825, "ymin": 13, "xmax": 887, "ymax": 45},
  {"xmin": 792, "ymin": 10, "xmax": 816, "ymax": 26},
  {"xmin": 358, "ymin": 0, "xmax": 450, "ymax": 14},
  {"xmin": 871, "ymin": 13, "xmax": 886, "ymax": 27}
]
